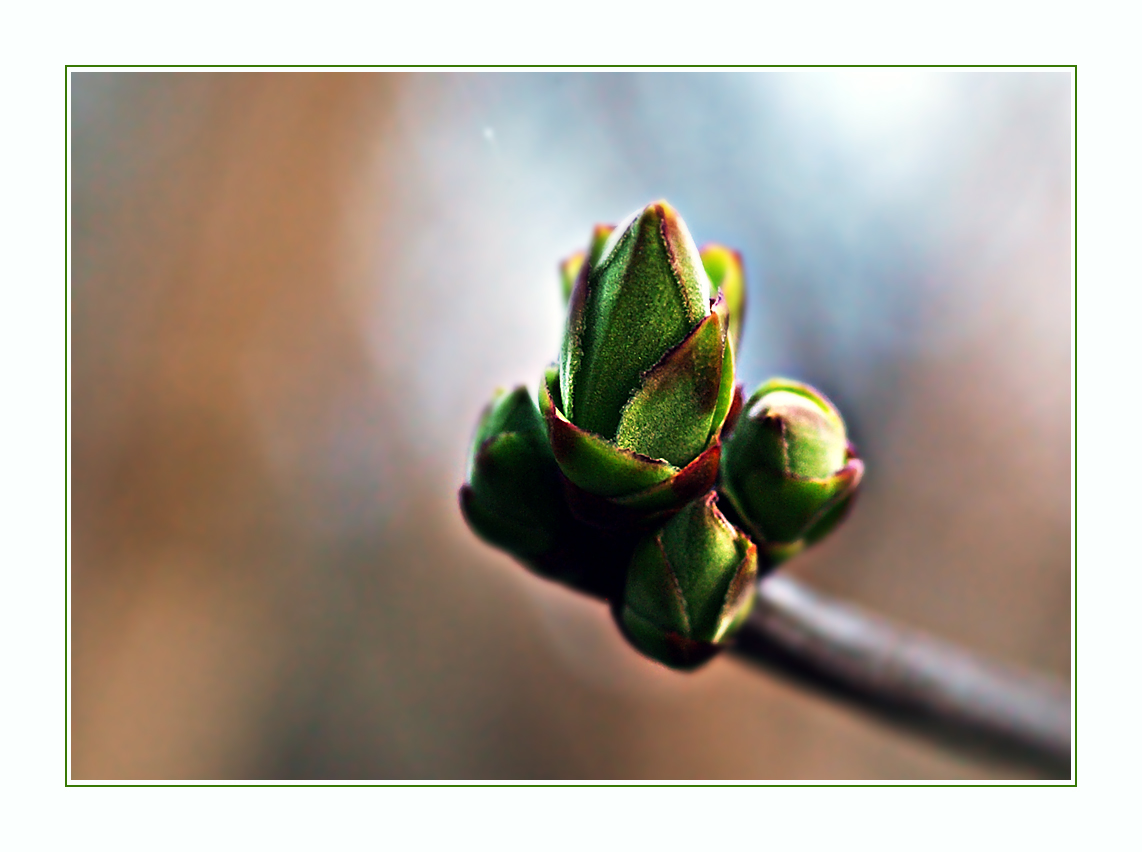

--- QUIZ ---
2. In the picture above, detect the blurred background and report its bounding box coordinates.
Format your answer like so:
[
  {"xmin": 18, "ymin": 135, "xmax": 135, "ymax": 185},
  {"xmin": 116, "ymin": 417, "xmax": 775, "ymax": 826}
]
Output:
[{"xmin": 70, "ymin": 70, "xmax": 1072, "ymax": 780}]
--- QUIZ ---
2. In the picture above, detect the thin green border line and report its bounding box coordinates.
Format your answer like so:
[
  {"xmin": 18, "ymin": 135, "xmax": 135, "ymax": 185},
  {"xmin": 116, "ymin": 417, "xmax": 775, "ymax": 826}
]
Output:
[{"xmin": 64, "ymin": 63, "xmax": 1078, "ymax": 785}]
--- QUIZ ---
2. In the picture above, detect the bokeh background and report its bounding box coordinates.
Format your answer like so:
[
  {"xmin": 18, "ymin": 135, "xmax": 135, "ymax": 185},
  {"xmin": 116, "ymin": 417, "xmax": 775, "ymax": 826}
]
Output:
[{"xmin": 70, "ymin": 70, "xmax": 1072, "ymax": 780}]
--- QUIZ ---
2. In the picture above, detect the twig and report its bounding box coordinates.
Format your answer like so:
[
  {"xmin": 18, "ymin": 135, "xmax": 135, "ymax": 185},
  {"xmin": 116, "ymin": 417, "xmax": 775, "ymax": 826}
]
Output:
[{"xmin": 730, "ymin": 573, "xmax": 1072, "ymax": 777}]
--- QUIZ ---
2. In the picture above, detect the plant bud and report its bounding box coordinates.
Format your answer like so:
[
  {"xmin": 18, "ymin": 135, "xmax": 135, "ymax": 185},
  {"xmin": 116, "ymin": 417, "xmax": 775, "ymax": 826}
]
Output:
[
  {"xmin": 719, "ymin": 378, "xmax": 864, "ymax": 564},
  {"xmin": 560, "ymin": 225, "xmax": 614, "ymax": 304},
  {"xmin": 542, "ymin": 201, "xmax": 738, "ymax": 525},
  {"xmin": 460, "ymin": 386, "xmax": 634, "ymax": 598},
  {"xmin": 559, "ymin": 251, "xmax": 584, "ymax": 305},
  {"xmin": 618, "ymin": 492, "xmax": 758, "ymax": 670},
  {"xmin": 700, "ymin": 244, "xmax": 746, "ymax": 352},
  {"xmin": 460, "ymin": 386, "xmax": 566, "ymax": 559}
]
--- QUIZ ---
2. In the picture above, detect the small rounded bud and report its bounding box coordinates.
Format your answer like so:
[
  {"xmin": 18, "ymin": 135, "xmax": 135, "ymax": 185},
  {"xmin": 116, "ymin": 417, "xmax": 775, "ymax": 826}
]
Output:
[
  {"xmin": 460, "ymin": 386, "xmax": 637, "ymax": 599},
  {"xmin": 618, "ymin": 492, "xmax": 758, "ymax": 670},
  {"xmin": 720, "ymin": 379, "xmax": 864, "ymax": 564},
  {"xmin": 460, "ymin": 386, "xmax": 566, "ymax": 559}
]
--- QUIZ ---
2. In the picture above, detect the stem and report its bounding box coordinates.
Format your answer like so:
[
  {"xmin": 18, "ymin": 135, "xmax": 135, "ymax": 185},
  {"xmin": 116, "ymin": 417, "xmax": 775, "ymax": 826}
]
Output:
[{"xmin": 730, "ymin": 573, "xmax": 1072, "ymax": 777}]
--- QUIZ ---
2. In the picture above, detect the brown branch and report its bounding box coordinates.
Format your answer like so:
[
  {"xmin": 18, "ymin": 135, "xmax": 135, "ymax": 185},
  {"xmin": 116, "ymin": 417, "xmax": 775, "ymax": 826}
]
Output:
[{"xmin": 730, "ymin": 573, "xmax": 1072, "ymax": 777}]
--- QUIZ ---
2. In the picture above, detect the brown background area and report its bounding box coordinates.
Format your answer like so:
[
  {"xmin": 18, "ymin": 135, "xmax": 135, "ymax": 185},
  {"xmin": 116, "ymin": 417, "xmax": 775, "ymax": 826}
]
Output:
[{"xmin": 70, "ymin": 72, "xmax": 1071, "ymax": 779}]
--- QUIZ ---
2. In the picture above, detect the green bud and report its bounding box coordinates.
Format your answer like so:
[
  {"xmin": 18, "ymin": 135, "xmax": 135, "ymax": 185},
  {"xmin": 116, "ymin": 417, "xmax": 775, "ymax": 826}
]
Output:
[
  {"xmin": 561, "ymin": 201, "xmax": 713, "ymax": 444},
  {"xmin": 559, "ymin": 251, "xmax": 584, "ymax": 305},
  {"xmin": 460, "ymin": 386, "xmax": 636, "ymax": 599},
  {"xmin": 700, "ymin": 244, "xmax": 746, "ymax": 353},
  {"xmin": 720, "ymin": 378, "xmax": 864, "ymax": 564},
  {"xmin": 460, "ymin": 386, "xmax": 566, "ymax": 559},
  {"xmin": 587, "ymin": 223, "xmax": 616, "ymax": 265},
  {"xmin": 560, "ymin": 226, "xmax": 615, "ymax": 305},
  {"xmin": 618, "ymin": 492, "xmax": 758, "ymax": 670},
  {"xmin": 543, "ymin": 202, "xmax": 737, "ymax": 524}
]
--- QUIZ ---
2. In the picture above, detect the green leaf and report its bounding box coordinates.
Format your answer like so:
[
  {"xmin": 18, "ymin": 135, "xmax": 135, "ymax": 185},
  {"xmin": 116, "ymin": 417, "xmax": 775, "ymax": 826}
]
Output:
[
  {"xmin": 801, "ymin": 459, "xmax": 864, "ymax": 546},
  {"xmin": 624, "ymin": 537, "xmax": 690, "ymax": 637},
  {"xmin": 709, "ymin": 302, "xmax": 737, "ymax": 437},
  {"xmin": 613, "ymin": 297, "xmax": 728, "ymax": 467},
  {"xmin": 618, "ymin": 607, "xmax": 719, "ymax": 671},
  {"xmin": 711, "ymin": 550, "xmax": 758, "ymax": 643},
  {"xmin": 609, "ymin": 441, "xmax": 721, "ymax": 514},
  {"xmin": 701, "ymin": 244, "xmax": 746, "ymax": 351},
  {"xmin": 540, "ymin": 368, "xmax": 677, "ymax": 498},
  {"xmin": 558, "ymin": 225, "xmax": 617, "ymax": 419}
]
